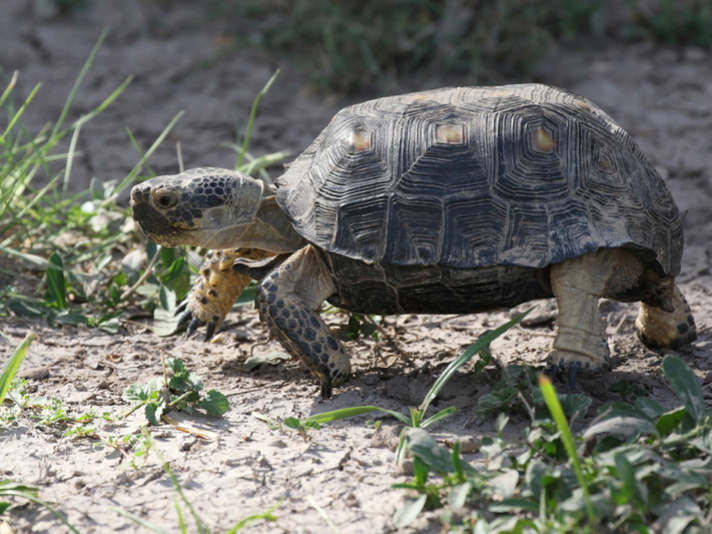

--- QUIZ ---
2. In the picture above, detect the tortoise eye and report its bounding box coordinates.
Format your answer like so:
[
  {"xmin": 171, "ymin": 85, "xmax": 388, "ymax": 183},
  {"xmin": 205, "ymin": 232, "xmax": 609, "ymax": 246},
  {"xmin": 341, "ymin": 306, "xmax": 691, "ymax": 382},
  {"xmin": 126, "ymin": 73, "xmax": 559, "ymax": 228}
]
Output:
[{"xmin": 156, "ymin": 194, "xmax": 177, "ymax": 209}]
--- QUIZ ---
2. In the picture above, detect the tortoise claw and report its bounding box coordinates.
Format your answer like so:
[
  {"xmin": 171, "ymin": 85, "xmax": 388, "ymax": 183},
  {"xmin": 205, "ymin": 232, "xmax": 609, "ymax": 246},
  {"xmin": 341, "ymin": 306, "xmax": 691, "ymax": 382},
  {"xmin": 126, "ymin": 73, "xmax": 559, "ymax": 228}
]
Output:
[
  {"xmin": 186, "ymin": 317, "xmax": 201, "ymax": 338},
  {"xmin": 568, "ymin": 362, "xmax": 585, "ymax": 390},
  {"xmin": 174, "ymin": 300, "xmax": 188, "ymax": 316},
  {"xmin": 320, "ymin": 378, "xmax": 333, "ymax": 399},
  {"xmin": 176, "ymin": 309, "xmax": 193, "ymax": 329},
  {"xmin": 205, "ymin": 321, "xmax": 217, "ymax": 341}
]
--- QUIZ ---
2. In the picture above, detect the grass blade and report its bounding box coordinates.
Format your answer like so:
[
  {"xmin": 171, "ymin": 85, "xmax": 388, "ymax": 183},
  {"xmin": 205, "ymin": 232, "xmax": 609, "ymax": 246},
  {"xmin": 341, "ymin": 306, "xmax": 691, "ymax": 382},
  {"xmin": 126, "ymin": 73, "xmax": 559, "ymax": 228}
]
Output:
[
  {"xmin": 222, "ymin": 501, "xmax": 280, "ymax": 534},
  {"xmin": 46, "ymin": 251, "xmax": 67, "ymax": 308},
  {"xmin": 306, "ymin": 495, "xmax": 342, "ymax": 534},
  {"xmin": 0, "ymin": 70, "xmax": 18, "ymax": 109},
  {"xmin": 303, "ymin": 406, "xmax": 412, "ymax": 426},
  {"xmin": 1, "ymin": 481, "xmax": 83, "ymax": 534},
  {"xmin": 112, "ymin": 111, "xmax": 185, "ymax": 200},
  {"xmin": 111, "ymin": 507, "xmax": 172, "ymax": 534},
  {"xmin": 419, "ymin": 309, "xmax": 532, "ymax": 414},
  {"xmin": 539, "ymin": 374, "xmax": 594, "ymax": 522},
  {"xmin": 0, "ymin": 83, "xmax": 41, "ymax": 143},
  {"xmin": 421, "ymin": 406, "xmax": 458, "ymax": 428},
  {"xmin": 235, "ymin": 70, "xmax": 280, "ymax": 169},
  {"xmin": 0, "ymin": 332, "xmax": 35, "ymax": 403}
]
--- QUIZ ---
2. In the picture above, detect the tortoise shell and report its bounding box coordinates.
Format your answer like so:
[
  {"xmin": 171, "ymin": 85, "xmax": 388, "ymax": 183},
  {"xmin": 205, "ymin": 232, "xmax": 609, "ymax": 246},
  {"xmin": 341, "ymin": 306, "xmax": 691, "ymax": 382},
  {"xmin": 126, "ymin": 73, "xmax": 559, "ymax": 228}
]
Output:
[{"xmin": 275, "ymin": 84, "xmax": 683, "ymax": 315}]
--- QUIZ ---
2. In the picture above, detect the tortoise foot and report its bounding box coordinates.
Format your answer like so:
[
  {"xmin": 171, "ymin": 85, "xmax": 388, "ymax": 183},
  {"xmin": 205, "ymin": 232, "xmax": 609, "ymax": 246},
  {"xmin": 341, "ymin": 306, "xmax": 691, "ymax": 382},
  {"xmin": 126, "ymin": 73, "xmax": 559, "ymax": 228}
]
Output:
[
  {"xmin": 547, "ymin": 350, "xmax": 610, "ymax": 388},
  {"xmin": 177, "ymin": 248, "xmax": 270, "ymax": 340},
  {"xmin": 636, "ymin": 284, "xmax": 697, "ymax": 350}
]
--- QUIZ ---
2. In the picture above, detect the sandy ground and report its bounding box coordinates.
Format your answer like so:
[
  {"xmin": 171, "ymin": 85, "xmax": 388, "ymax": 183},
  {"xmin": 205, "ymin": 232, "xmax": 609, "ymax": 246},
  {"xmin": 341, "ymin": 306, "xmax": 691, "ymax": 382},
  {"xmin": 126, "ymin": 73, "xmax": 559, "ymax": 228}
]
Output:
[{"xmin": 1, "ymin": 2, "xmax": 711, "ymax": 533}]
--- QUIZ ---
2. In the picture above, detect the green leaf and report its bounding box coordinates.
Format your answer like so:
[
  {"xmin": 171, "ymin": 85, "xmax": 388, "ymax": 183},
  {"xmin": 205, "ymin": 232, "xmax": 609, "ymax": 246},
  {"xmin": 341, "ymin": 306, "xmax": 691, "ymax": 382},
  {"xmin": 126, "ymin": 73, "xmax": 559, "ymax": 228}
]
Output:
[
  {"xmin": 652, "ymin": 496, "xmax": 702, "ymax": 534},
  {"xmin": 489, "ymin": 497, "xmax": 539, "ymax": 513},
  {"xmin": 663, "ymin": 355, "xmax": 706, "ymax": 425},
  {"xmin": 448, "ymin": 482, "xmax": 471, "ymax": 508},
  {"xmin": 304, "ymin": 406, "xmax": 412, "ymax": 426},
  {"xmin": 153, "ymin": 306, "xmax": 180, "ymax": 337},
  {"xmin": 0, "ymin": 333, "xmax": 34, "ymax": 404},
  {"xmin": 145, "ymin": 403, "xmax": 164, "ymax": 425},
  {"xmin": 122, "ymin": 384, "xmax": 149, "ymax": 404},
  {"xmin": 598, "ymin": 401, "xmax": 654, "ymax": 421},
  {"xmin": 559, "ymin": 394, "xmax": 592, "ymax": 419},
  {"xmin": 166, "ymin": 358, "xmax": 185, "ymax": 374},
  {"xmin": 234, "ymin": 283, "xmax": 257, "ymax": 307},
  {"xmin": 159, "ymin": 285, "xmax": 176, "ymax": 311},
  {"xmin": 122, "ymin": 380, "xmax": 161, "ymax": 405},
  {"xmin": 252, "ymin": 411, "xmax": 281, "ymax": 430},
  {"xmin": 284, "ymin": 417, "xmax": 301, "ymax": 430},
  {"xmin": 7, "ymin": 300, "xmax": 46, "ymax": 317},
  {"xmin": 46, "ymin": 251, "xmax": 66, "ymax": 308},
  {"xmin": 584, "ymin": 416, "xmax": 659, "ymax": 439},
  {"xmin": 413, "ymin": 457, "xmax": 429, "ymax": 486},
  {"xmin": 169, "ymin": 376, "xmax": 190, "ymax": 392},
  {"xmin": 656, "ymin": 406, "xmax": 687, "ymax": 436},
  {"xmin": 613, "ymin": 452, "xmax": 636, "ymax": 505},
  {"xmin": 488, "ymin": 469, "xmax": 519, "ymax": 499},
  {"xmin": 524, "ymin": 461, "xmax": 547, "ymax": 499},
  {"xmin": 405, "ymin": 428, "xmax": 459, "ymax": 474},
  {"xmin": 162, "ymin": 257, "xmax": 186, "ymax": 284},
  {"xmin": 635, "ymin": 397, "xmax": 667, "ymax": 419},
  {"xmin": 197, "ymin": 390, "xmax": 229, "ymax": 416},
  {"xmin": 392, "ymin": 494, "xmax": 427, "ymax": 528},
  {"xmin": 54, "ymin": 313, "xmax": 91, "ymax": 326},
  {"xmin": 98, "ymin": 315, "xmax": 121, "ymax": 334}
]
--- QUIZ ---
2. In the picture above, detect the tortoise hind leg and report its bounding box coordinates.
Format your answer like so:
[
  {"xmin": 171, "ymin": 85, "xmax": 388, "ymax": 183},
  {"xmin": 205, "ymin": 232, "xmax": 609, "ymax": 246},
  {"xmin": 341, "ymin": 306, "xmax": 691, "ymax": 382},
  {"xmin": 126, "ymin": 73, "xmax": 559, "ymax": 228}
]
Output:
[
  {"xmin": 547, "ymin": 249, "xmax": 646, "ymax": 386},
  {"xmin": 636, "ymin": 284, "xmax": 697, "ymax": 350},
  {"xmin": 255, "ymin": 245, "xmax": 351, "ymax": 398}
]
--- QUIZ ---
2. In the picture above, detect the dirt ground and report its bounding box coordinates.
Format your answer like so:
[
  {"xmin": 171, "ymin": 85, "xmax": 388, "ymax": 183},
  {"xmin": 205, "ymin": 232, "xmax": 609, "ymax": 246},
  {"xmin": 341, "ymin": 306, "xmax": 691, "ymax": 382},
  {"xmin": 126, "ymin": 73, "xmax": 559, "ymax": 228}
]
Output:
[{"xmin": 1, "ymin": 1, "xmax": 711, "ymax": 533}]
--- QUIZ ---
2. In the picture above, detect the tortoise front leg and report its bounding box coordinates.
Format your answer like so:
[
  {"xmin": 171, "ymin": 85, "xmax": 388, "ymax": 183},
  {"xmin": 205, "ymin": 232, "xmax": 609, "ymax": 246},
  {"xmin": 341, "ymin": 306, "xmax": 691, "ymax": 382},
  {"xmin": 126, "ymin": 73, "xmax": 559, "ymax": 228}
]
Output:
[
  {"xmin": 255, "ymin": 245, "xmax": 351, "ymax": 398},
  {"xmin": 176, "ymin": 248, "xmax": 272, "ymax": 339}
]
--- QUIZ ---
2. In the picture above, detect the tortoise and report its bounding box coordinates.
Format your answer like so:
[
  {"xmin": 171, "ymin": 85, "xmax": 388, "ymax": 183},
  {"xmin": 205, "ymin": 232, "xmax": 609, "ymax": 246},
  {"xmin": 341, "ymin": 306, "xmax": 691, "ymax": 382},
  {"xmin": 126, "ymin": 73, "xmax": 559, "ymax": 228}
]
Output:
[{"xmin": 130, "ymin": 84, "xmax": 697, "ymax": 398}]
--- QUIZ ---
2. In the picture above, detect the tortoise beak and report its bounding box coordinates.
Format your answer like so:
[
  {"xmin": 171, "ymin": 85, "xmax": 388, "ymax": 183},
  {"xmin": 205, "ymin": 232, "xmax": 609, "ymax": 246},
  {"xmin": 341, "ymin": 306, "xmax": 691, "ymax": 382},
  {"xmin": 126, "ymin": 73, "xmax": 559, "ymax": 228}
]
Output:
[{"xmin": 131, "ymin": 184, "xmax": 184, "ymax": 246}]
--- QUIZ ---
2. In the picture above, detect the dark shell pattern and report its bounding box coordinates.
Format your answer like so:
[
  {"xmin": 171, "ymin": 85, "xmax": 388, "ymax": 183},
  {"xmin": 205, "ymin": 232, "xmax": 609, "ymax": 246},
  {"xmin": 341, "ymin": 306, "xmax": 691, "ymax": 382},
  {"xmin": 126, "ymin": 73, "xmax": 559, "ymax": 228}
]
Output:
[{"xmin": 275, "ymin": 84, "xmax": 683, "ymax": 315}]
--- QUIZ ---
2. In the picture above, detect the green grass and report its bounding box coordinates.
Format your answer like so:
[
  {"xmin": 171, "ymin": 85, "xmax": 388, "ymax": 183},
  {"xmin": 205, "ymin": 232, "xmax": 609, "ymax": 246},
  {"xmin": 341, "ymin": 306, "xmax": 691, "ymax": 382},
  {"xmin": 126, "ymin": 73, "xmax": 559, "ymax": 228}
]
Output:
[
  {"xmin": 254, "ymin": 311, "xmax": 531, "ymax": 462},
  {"xmin": 389, "ymin": 354, "xmax": 712, "ymax": 532},
  {"xmin": 207, "ymin": 0, "xmax": 604, "ymax": 93},
  {"xmin": 203, "ymin": 0, "xmax": 712, "ymax": 94}
]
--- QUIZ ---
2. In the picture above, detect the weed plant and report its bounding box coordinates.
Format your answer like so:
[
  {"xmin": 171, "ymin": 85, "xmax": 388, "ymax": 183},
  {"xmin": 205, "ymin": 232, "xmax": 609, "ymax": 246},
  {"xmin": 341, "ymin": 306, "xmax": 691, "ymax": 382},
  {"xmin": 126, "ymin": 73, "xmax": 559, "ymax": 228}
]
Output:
[{"xmin": 205, "ymin": 0, "xmax": 712, "ymax": 94}]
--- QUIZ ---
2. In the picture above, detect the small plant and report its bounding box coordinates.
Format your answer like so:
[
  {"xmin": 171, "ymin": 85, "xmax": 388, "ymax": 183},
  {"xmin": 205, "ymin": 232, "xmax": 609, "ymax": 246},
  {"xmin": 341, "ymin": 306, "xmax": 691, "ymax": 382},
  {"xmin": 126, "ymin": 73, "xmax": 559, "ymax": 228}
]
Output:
[
  {"xmin": 252, "ymin": 412, "xmax": 322, "ymax": 441},
  {"xmin": 113, "ymin": 431, "xmax": 280, "ymax": 534},
  {"xmin": 391, "ymin": 354, "xmax": 712, "ymax": 531},
  {"xmin": 122, "ymin": 355, "xmax": 229, "ymax": 425},
  {"xmin": 0, "ymin": 480, "xmax": 83, "ymax": 534},
  {"xmin": 254, "ymin": 312, "xmax": 531, "ymax": 462}
]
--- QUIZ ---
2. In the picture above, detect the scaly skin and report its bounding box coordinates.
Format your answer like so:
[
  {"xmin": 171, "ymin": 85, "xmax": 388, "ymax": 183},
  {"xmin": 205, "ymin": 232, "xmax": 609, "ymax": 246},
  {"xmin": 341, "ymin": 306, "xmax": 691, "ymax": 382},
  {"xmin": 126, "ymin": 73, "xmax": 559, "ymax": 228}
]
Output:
[
  {"xmin": 547, "ymin": 249, "xmax": 697, "ymax": 387},
  {"xmin": 636, "ymin": 285, "xmax": 697, "ymax": 350},
  {"xmin": 254, "ymin": 246, "xmax": 351, "ymax": 398},
  {"xmin": 176, "ymin": 248, "xmax": 273, "ymax": 339}
]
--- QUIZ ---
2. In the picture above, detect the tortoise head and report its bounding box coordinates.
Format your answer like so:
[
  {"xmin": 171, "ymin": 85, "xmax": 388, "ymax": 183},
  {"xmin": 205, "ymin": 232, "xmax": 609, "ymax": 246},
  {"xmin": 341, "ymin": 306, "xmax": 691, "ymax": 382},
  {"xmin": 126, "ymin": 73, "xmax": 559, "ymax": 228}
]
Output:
[{"xmin": 130, "ymin": 168, "xmax": 269, "ymax": 249}]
